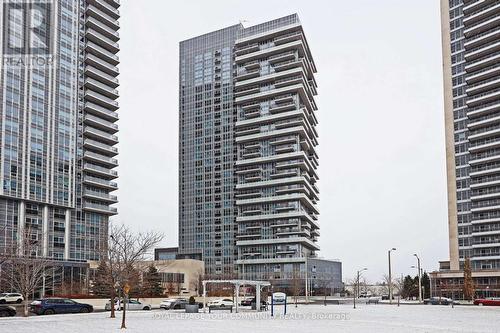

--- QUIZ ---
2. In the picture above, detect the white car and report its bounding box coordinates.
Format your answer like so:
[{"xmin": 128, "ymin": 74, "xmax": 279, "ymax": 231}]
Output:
[
  {"xmin": 105, "ymin": 299, "xmax": 151, "ymax": 311},
  {"xmin": 207, "ymin": 298, "xmax": 234, "ymax": 308},
  {"xmin": 0, "ymin": 293, "xmax": 24, "ymax": 304}
]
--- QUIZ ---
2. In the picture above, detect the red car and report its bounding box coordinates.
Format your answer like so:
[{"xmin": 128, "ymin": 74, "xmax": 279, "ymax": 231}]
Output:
[{"xmin": 474, "ymin": 298, "xmax": 500, "ymax": 306}]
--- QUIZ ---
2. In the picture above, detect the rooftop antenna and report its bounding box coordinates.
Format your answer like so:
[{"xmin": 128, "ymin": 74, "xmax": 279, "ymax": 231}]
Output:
[{"xmin": 239, "ymin": 19, "xmax": 249, "ymax": 26}]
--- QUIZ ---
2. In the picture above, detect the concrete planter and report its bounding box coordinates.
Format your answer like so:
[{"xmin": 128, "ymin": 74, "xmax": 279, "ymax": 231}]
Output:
[{"xmin": 185, "ymin": 304, "xmax": 199, "ymax": 313}]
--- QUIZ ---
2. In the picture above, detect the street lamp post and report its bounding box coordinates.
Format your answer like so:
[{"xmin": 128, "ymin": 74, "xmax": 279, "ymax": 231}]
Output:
[
  {"xmin": 354, "ymin": 268, "xmax": 367, "ymax": 309},
  {"xmin": 388, "ymin": 248, "xmax": 396, "ymax": 304},
  {"xmin": 414, "ymin": 254, "xmax": 422, "ymax": 303}
]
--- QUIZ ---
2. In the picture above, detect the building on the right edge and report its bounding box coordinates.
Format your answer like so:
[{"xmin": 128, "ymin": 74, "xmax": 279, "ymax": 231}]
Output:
[
  {"xmin": 233, "ymin": 15, "xmax": 320, "ymax": 288},
  {"xmin": 431, "ymin": 0, "xmax": 500, "ymax": 298}
]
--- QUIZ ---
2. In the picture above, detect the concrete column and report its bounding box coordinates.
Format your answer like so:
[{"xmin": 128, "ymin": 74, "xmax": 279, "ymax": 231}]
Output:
[
  {"xmin": 17, "ymin": 202, "xmax": 25, "ymax": 254},
  {"xmin": 256, "ymin": 285, "xmax": 261, "ymax": 312},
  {"xmin": 42, "ymin": 206, "xmax": 49, "ymax": 257},
  {"xmin": 64, "ymin": 209, "xmax": 70, "ymax": 260},
  {"xmin": 202, "ymin": 282, "xmax": 207, "ymax": 313},
  {"xmin": 234, "ymin": 284, "xmax": 240, "ymax": 313}
]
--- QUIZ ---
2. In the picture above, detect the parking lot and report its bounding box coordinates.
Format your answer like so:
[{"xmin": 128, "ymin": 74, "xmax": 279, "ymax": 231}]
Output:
[{"xmin": 1, "ymin": 303, "xmax": 500, "ymax": 332}]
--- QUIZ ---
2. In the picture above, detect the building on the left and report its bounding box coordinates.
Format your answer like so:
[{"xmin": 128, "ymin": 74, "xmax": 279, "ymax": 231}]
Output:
[{"xmin": 0, "ymin": 0, "xmax": 120, "ymax": 295}]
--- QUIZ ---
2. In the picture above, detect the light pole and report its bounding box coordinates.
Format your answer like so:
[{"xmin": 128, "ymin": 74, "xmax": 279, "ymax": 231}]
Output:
[
  {"xmin": 414, "ymin": 254, "xmax": 422, "ymax": 302},
  {"xmin": 388, "ymin": 248, "xmax": 396, "ymax": 304},
  {"xmin": 354, "ymin": 268, "xmax": 367, "ymax": 309}
]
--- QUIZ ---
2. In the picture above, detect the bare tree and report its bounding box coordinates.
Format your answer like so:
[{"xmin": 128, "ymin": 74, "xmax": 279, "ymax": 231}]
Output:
[
  {"xmin": 380, "ymin": 274, "xmax": 392, "ymax": 296},
  {"xmin": 463, "ymin": 257, "xmax": 475, "ymax": 301},
  {"xmin": 290, "ymin": 269, "xmax": 302, "ymax": 307},
  {"xmin": 0, "ymin": 226, "xmax": 52, "ymax": 316},
  {"xmin": 109, "ymin": 224, "xmax": 163, "ymax": 329},
  {"xmin": 189, "ymin": 267, "xmax": 204, "ymax": 296}
]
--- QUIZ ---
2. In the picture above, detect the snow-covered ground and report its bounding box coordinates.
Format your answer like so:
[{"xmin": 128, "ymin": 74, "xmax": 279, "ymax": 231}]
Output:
[{"xmin": 1, "ymin": 304, "xmax": 499, "ymax": 332}]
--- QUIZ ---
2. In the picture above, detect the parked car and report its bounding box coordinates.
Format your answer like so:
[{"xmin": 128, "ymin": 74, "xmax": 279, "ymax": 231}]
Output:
[
  {"xmin": 159, "ymin": 298, "xmax": 187, "ymax": 310},
  {"xmin": 0, "ymin": 293, "xmax": 24, "ymax": 304},
  {"xmin": 423, "ymin": 297, "xmax": 460, "ymax": 305},
  {"xmin": 160, "ymin": 298, "xmax": 203, "ymax": 310},
  {"xmin": 30, "ymin": 298, "xmax": 93, "ymax": 315},
  {"xmin": 474, "ymin": 298, "xmax": 500, "ymax": 306},
  {"xmin": 240, "ymin": 297, "xmax": 254, "ymax": 306},
  {"xmin": 0, "ymin": 305, "xmax": 16, "ymax": 317},
  {"xmin": 207, "ymin": 298, "xmax": 234, "ymax": 308},
  {"xmin": 272, "ymin": 292, "xmax": 287, "ymax": 304},
  {"xmin": 241, "ymin": 297, "xmax": 267, "ymax": 308},
  {"xmin": 105, "ymin": 299, "xmax": 151, "ymax": 311},
  {"xmin": 367, "ymin": 296, "xmax": 381, "ymax": 304}
]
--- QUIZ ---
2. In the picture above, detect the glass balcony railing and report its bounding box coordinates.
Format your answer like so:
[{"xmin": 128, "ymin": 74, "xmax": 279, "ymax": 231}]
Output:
[
  {"xmin": 84, "ymin": 175, "xmax": 118, "ymax": 188},
  {"xmin": 85, "ymin": 114, "xmax": 118, "ymax": 131}
]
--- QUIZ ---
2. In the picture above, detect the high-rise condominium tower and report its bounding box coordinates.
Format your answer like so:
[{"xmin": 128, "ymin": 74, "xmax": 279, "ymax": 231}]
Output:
[
  {"xmin": 434, "ymin": 0, "xmax": 500, "ymax": 297},
  {"xmin": 0, "ymin": 0, "xmax": 119, "ymax": 263},
  {"xmin": 179, "ymin": 14, "xmax": 320, "ymax": 285}
]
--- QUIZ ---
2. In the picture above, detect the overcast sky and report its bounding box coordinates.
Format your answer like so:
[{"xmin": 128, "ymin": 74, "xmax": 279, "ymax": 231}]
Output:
[{"xmin": 114, "ymin": 0, "xmax": 448, "ymax": 282}]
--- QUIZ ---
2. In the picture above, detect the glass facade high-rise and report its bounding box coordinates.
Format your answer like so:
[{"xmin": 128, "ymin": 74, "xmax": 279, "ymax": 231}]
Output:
[
  {"xmin": 179, "ymin": 14, "xmax": 320, "ymax": 285},
  {"xmin": 0, "ymin": 0, "xmax": 119, "ymax": 263},
  {"xmin": 432, "ymin": 0, "xmax": 500, "ymax": 298},
  {"xmin": 179, "ymin": 25, "xmax": 240, "ymax": 276}
]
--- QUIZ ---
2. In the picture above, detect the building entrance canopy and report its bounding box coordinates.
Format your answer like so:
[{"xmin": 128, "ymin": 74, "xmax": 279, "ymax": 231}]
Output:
[{"xmin": 202, "ymin": 279, "xmax": 271, "ymax": 313}]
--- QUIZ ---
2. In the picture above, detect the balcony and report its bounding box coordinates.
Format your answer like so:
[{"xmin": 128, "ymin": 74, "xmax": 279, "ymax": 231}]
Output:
[
  {"xmin": 88, "ymin": 0, "xmax": 120, "ymax": 19},
  {"xmin": 86, "ymin": 41, "xmax": 119, "ymax": 66},
  {"xmin": 84, "ymin": 126, "xmax": 119, "ymax": 144},
  {"xmin": 86, "ymin": 4, "xmax": 120, "ymax": 31},
  {"xmin": 273, "ymin": 59, "xmax": 303, "ymax": 72},
  {"xmin": 83, "ymin": 175, "xmax": 118, "ymax": 190},
  {"xmin": 241, "ymin": 102, "xmax": 260, "ymax": 111},
  {"xmin": 465, "ymin": 39, "xmax": 500, "ymax": 61},
  {"xmin": 85, "ymin": 16, "xmax": 119, "ymax": 42},
  {"xmin": 85, "ymin": 65, "xmax": 119, "ymax": 88},
  {"xmin": 84, "ymin": 114, "xmax": 118, "ymax": 133},
  {"xmin": 83, "ymin": 151, "xmax": 118, "ymax": 167},
  {"xmin": 464, "ymin": 27, "xmax": 500, "ymax": 50},
  {"xmin": 83, "ymin": 163, "xmax": 118, "ymax": 179},
  {"xmin": 86, "ymin": 28, "xmax": 119, "ymax": 53},
  {"xmin": 235, "ymin": 126, "xmax": 260, "ymax": 136},
  {"xmin": 235, "ymin": 69, "xmax": 260, "ymax": 81},
  {"xmin": 85, "ymin": 54, "xmax": 119, "ymax": 76},
  {"xmin": 84, "ymin": 102, "xmax": 119, "ymax": 122},
  {"xmin": 85, "ymin": 90, "xmax": 119, "ymax": 110},
  {"xmin": 466, "ymin": 64, "xmax": 500, "ymax": 84},
  {"xmin": 84, "ymin": 138, "xmax": 118, "ymax": 156},
  {"xmin": 83, "ymin": 202, "xmax": 118, "ymax": 215},
  {"xmin": 234, "ymin": 86, "xmax": 260, "ymax": 98},
  {"xmin": 275, "ymin": 145, "xmax": 296, "ymax": 154},
  {"xmin": 465, "ymin": 52, "xmax": 500, "ymax": 73},
  {"xmin": 243, "ymin": 107, "xmax": 260, "ymax": 119},
  {"xmin": 470, "ymin": 101, "xmax": 500, "ymax": 122},
  {"xmin": 268, "ymin": 51, "xmax": 296, "ymax": 64},
  {"xmin": 269, "ymin": 102, "xmax": 297, "ymax": 114},
  {"xmin": 467, "ymin": 88, "xmax": 500, "ymax": 107},
  {"xmin": 85, "ymin": 78, "xmax": 119, "ymax": 99},
  {"xmin": 464, "ymin": 1, "xmax": 500, "ymax": 17},
  {"xmin": 83, "ymin": 190, "xmax": 118, "ymax": 203},
  {"xmin": 244, "ymin": 61, "xmax": 260, "ymax": 70},
  {"xmin": 274, "ymin": 32, "xmax": 304, "ymax": 46},
  {"xmin": 270, "ymin": 170, "xmax": 298, "ymax": 179},
  {"xmin": 235, "ymin": 43, "xmax": 259, "ymax": 56}
]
